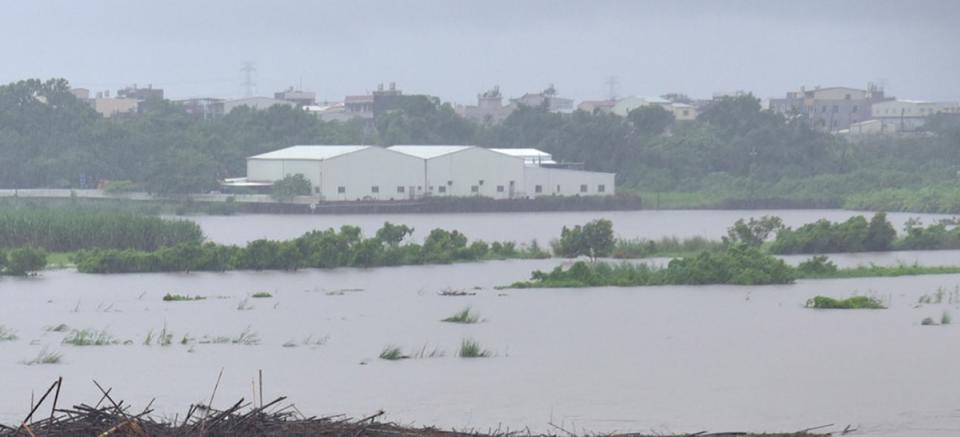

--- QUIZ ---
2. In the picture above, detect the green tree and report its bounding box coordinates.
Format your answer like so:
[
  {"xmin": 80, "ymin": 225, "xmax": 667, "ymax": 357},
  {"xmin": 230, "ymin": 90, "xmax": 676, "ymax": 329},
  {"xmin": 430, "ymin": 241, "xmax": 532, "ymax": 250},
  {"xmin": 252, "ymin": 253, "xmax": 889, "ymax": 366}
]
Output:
[
  {"xmin": 627, "ymin": 105, "xmax": 675, "ymax": 135},
  {"xmin": 553, "ymin": 219, "xmax": 615, "ymax": 260},
  {"xmin": 725, "ymin": 216, "xmax": 785, "ymax": 247},
  {"xmin": 865, "ymin": 212, "xmax": 896, "ymax": 251},
  {"xmin": 271, "ymin": 174, "xmax": 312, "ymax": 201}
]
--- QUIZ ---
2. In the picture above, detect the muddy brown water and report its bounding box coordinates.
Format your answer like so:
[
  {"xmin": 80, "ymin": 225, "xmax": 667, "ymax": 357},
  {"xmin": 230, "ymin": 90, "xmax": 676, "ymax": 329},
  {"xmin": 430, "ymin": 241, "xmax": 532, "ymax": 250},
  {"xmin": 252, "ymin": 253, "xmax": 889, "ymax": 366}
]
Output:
[{"xmin": 2, "ymin": 210, "xmax": 960, "ymax": 436}]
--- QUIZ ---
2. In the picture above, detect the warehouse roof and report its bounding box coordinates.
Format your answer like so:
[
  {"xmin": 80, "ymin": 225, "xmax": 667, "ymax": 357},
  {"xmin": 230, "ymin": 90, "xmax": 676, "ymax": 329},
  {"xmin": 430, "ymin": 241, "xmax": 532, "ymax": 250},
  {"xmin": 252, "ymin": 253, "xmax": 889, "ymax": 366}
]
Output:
[
  {"xmin": 490, "ymin": 148, "xmax": 557, "ymax": 165},
  {"xmin": 249, "ymin": 145, "xmax": 370, "ymax": 160},
  {"xmin": 388, "ymin": 145, "xmax": 474, "ymax": 159}
]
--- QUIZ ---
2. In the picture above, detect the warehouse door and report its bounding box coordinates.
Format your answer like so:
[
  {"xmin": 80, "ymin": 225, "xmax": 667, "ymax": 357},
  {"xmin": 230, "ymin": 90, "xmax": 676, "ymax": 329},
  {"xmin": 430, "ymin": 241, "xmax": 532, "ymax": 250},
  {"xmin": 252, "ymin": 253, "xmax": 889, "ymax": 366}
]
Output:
[{"xmin": 508, "ymin": 180, "xmax": 516, "ymax": 198}]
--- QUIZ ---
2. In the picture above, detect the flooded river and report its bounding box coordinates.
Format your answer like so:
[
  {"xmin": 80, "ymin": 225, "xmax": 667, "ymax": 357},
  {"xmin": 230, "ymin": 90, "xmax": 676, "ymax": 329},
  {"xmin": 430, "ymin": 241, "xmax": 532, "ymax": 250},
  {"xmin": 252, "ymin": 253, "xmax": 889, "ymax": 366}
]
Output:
[{"xmin": 3, "ymin": 210, "xmax": 960, "ymax": 436}]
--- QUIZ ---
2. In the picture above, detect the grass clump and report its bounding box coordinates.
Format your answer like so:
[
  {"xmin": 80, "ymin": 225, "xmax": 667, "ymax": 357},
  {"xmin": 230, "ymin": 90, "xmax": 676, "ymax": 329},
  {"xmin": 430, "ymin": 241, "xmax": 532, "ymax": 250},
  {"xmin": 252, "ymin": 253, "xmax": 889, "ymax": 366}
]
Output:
[
  {"xmin": 379, "ymin": 345, "xmax": 409, "ymax": 361},
  {"xmin": 236, "ymin": 298, "xmax": 254, "ymax": 311},
  {"xmin": 921, "ymin": 317, "xmax": 937, "ymax": 326},
  {"xmin": 163, "ymin": 293, "xmax": 206, "ymax": 302},
  {"xmin": 44, "ymin": 323, "xmax": 69, "ymax": 333},
  {"xmin": 441, "ymin": 307, "xmax": 482, "ymax": 324},
  {"xmin": 62, "ymin": 329, "xmax": 117, "ymax": 346},
  {"xmin": 805, "ymin": 295, "xmax": 886, "ymax": 309},
  {"xmin": 251, "ymin": 292, "xmax": 273, "ymax": 298},
  {"xmin": 942, "ymin": 311, "xmax": 952, "ymax": 325},
  {"xmin": 0, "ymin": 325, "xmax": 18, "ymax": 342},
  {"xmin": 23, "ymin": 348, "xmax": 63, "ymax": 365},
  {"xmin": 457, "ymin": 338, "xmax": 491, "ymax": 358}
]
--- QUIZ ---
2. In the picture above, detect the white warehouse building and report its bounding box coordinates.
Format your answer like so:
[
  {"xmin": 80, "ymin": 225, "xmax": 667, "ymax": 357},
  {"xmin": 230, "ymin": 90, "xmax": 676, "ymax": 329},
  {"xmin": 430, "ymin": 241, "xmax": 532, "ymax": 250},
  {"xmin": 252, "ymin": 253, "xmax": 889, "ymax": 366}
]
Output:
[
  {"xmin": 245, "ymin": 145, "xmax": 424, "ymax": 201},
  {"xmin": 237, "ymin": 145, "xmax": 614, "ymax": 201}
]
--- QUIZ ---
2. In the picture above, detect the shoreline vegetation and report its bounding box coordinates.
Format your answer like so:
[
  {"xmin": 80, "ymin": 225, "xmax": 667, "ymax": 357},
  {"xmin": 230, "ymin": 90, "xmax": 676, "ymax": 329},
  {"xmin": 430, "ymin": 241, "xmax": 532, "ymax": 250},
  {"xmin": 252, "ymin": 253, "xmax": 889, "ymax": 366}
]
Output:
[{"xmin": 6, "ymin": 206, "xmax": 960, "ymax": 279}]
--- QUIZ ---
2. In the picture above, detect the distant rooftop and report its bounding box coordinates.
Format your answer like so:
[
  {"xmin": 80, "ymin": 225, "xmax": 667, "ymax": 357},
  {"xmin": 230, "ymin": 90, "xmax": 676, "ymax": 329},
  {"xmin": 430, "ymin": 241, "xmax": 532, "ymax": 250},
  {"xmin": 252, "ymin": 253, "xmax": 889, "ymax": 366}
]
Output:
[
  {"xmin": 388, "ymin": 145, "xmax": 474, "ymax": 159},
  {"xmin": 249, "ymin": 145, "xmax": 370, "ymax": 160},
  {"xmin": 491, "ymin": 148, "xmax": 557, "ymax": 165}
]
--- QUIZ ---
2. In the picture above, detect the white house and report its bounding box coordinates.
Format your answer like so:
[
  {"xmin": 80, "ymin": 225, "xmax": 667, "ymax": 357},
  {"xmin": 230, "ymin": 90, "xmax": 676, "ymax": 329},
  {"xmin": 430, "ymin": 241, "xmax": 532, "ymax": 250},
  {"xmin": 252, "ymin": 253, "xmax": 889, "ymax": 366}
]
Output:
[{"xmin": 245, "ymin": 145, "xmax": 424, "ymax": 201}]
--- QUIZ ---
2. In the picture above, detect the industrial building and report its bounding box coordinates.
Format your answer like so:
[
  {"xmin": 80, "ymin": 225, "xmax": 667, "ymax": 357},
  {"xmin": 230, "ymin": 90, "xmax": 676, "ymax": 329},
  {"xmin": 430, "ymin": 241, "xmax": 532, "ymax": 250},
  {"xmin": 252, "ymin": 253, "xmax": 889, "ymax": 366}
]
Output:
[{"xmin": 230, "ymin": 145, "xmax": 615, "ymax": 201}]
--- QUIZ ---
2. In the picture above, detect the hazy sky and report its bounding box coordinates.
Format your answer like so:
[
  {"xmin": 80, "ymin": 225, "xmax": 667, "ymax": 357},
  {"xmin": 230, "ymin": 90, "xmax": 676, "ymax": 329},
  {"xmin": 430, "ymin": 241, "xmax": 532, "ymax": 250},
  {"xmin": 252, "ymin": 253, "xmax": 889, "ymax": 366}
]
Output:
[{"xmin": 3, "ymin": 0, "xmax": 959, "ymax": 104}]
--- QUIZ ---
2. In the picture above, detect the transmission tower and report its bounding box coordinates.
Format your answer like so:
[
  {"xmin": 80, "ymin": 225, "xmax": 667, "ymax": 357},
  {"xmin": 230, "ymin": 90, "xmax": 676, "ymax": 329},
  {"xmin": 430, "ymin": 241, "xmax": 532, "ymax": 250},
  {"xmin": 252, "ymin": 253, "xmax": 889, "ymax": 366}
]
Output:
[
  {"xmin": 241, "ymin": 62, "xmax": 257, "ymax": 97},
  {"xmin": 605, "ymin": 76, "xmax": 619, "ymax": 101}
]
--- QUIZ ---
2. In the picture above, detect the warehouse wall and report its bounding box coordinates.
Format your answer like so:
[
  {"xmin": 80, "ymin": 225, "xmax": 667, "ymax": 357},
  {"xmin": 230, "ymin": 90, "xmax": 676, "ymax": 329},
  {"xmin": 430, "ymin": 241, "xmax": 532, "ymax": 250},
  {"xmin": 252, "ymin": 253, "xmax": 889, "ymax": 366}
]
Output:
[
  {"xmin": 522, "ymin": 167, "xmax": 615, "ymax": 198},
  {"xmin": 425, "ymin": 148, "xmax": 525, "ymax": 199},
  {"xmin": 319, "ymin": 148, "xmax": 424, "ymax": 201}
]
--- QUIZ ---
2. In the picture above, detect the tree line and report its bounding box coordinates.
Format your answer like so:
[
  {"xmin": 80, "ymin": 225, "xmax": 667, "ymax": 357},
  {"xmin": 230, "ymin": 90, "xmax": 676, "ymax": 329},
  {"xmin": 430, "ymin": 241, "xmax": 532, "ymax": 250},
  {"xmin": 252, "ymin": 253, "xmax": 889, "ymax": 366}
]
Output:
[{"xmin": 3, "ymin": 78, "xmax": 960, "ymax": 208}]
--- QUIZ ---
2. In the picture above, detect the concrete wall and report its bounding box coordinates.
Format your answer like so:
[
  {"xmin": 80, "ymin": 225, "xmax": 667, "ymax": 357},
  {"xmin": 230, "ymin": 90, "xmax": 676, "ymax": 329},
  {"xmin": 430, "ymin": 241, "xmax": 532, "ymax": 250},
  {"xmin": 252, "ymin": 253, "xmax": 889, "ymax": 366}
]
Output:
[
  {"xmin": 424, "ymin": 148, "xmax": 526, "ymax": 199},
  {"xmin": 522, "ymin": 167, "xmax": 615, "ymax": 198}
]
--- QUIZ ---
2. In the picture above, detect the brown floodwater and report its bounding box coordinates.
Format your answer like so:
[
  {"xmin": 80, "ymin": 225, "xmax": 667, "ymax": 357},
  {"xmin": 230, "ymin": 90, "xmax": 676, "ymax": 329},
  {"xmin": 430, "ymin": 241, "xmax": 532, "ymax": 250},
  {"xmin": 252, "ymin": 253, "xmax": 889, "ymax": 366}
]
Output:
[
  {"xmin": 3, "ymin": 210, "xmax": 960, "ymax": 435},
  {"xmin": 2, "ymin": 255, "xmax": 960, "ymax": 436}
]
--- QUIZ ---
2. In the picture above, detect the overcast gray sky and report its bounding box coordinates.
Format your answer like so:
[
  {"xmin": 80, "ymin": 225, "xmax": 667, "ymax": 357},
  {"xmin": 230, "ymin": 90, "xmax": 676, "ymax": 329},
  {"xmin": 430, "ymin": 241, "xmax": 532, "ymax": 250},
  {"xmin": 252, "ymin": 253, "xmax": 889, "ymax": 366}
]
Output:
[{"xmin": 2, "ymin": 0, "xmax": 958, "ymax": 104}]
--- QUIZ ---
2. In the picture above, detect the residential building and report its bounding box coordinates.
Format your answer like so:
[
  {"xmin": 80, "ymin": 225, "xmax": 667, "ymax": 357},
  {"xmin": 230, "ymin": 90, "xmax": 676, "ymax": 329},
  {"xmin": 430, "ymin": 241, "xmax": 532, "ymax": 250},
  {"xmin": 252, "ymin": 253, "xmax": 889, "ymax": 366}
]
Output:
[
  {"xmin": 457, "ymin": 86, "xmax": 514, "ymax": 124},
  {"xmin": 177, "ymin": 98, "xmax": 225, "ymax": 120},
  {"xmin": 577, "ymin": 100, "xmax": 616, "ymax": 114},
  {"xmin": 274, "ymin": 88, "xmax": 316, "ymax": 106},
  {"xmin": 92, "ymin": 97, "xmax": 140, "ymax": 118},
  {"xmin": 769, "ymin": 83, "xmax": 892, "ymax": 131},
  {"xmin": 871, "ymin": 100, "xmax": 960, "ymax": 131},
  {"xmin": 611, "ymin": 96, "xmax": 698, "ymax": 120},
  {"xmin": 512, "ymin": 85, "xmax": 574, "ymax": 113},
  {"xmin": 117, "ymin": 84, "xmax": 163, "ymax": 100}
]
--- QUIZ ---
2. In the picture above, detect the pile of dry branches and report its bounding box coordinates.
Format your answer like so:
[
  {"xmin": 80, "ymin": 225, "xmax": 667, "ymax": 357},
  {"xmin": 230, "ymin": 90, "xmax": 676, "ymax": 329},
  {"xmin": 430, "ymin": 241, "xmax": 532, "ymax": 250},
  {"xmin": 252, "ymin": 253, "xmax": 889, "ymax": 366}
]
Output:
[{"xmin": 0, "ymin": 378, "xmax": 839, "ymax": 437}]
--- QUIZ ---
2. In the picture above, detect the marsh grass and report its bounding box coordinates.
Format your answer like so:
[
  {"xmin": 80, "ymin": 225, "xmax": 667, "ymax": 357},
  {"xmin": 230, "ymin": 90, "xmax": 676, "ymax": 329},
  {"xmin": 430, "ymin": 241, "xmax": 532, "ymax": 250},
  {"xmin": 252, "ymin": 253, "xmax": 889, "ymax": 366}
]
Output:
[
  {"xmin": 63, "ymin": 329, "xmax": 116, "ymax": 346},
  {"xmin": 441, "ymin": 307, "xmax": 482, "ymax": 324},
  {"xmin": 942, "ymin": 311, "xmax": 952, "ymax": 325},
  {"xmin": 922, "ymin": 317, "xmax": 937, "ymax": 326},
  {"xmin": 379, "ymin": 345, "xmax": 409, "ymax": 360},
  {"xmin": 457, "ymin": 338, "xmax": 491, "ymax": 358},
  {"xmin": 411, "ymin": 344, "xmax": 445, "ymax": 359},
  {"xmin": 805, "ymin": 295, "xmax": 886, "ymax": 309},
  {"xmin": 44, "ymin": 323, "xmax": 69, "ymax": 333},
  {"xmin": 198, "ymin": 327, "xmax": 260, "ymax": 345},
  {"xmin": 23, "ymin": 348, "xmax": 63, "ymax": 365},
  {"xmin": 251, "ymin": 292, "xmax": 273, "ymax": 298},
  {"xmin": 163, "ymin": 293, "xmax": 206, "ymax": 302},
  {"xmin": 236, "ymin": 298, "xmax": 254, "ymax": 311},
  {"xmin": 918, "ymin": 287, "xmax": 960, "ymax": 305},
  {"xmin": 0, "ymin": 325, "xmax": 18, "ymax": 342}
]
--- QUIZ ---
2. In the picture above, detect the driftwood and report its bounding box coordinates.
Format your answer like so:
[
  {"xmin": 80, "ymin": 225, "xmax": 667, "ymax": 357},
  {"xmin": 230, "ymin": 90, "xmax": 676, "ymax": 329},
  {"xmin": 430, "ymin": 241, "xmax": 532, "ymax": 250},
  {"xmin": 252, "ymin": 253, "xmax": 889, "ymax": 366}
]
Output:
[{"xmin": 0, "ymin": 378, "xmax": 836, "ymax": 437}]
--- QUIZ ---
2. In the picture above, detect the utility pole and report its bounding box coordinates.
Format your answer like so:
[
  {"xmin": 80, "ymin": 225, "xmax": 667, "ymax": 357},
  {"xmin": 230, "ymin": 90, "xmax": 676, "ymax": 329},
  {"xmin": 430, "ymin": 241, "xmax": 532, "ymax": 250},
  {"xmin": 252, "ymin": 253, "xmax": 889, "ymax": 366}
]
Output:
[
  {"xmin": 241, "ymin": 62, "xmax": 257, "ymax": 97},
  {"xmin": 605, "ymin": 76, "xmax": 619, "ymax": 101}
]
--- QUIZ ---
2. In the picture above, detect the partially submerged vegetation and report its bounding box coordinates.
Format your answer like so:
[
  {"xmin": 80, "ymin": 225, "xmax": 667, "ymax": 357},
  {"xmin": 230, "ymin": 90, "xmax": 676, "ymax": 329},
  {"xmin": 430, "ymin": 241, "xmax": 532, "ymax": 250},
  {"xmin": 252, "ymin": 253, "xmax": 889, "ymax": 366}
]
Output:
[
  {"xmin": 0, "ymin": 246, "xmax": 47, "ymax": 276},
  {"xmin": 22, "ymin": 348, "xmax": 63, "ymax": 366},
  {"xmin": 73, "ymin": 222, "xmax": 548, "ymax": 273},
  {"xmin": 510, "ymin": 244, "xmax": 795, "ymax": 288},
  {"xmin": 805, "ymin": 296, "xmax": 886, "ymax": 309},
  {"xmin": 379, "ymin": 346, "xmax": 408, "ymax": 361},
  {"xmin": 441, "ymin": 307, "xmax": 482, "ymax": 324},
  {"xmin": 251, "ymin": 291, "xmax": 273, "ymax": 298},
  {"xmin": 162, "ymin": 293, "xmax": 206, "ymax": 301},
  {"xmin": 457, "ymin": 338, "xmax": 491, "ymax": 358},
  {"xmin": 62, "ymin": 329, "xmax": 117, "ymax": 346},
  {"xmin": 0, "ymin": 325, "xmax": 18, "ymax": 341}
]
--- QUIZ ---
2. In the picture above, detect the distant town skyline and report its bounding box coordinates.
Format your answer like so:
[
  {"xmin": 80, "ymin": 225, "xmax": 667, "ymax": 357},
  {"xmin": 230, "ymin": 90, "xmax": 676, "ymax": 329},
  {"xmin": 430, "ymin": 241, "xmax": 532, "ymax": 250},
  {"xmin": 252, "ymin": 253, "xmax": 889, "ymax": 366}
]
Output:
[{"xmin": 3, "ymin": 0, "xmax": 959, "ymax": 104}]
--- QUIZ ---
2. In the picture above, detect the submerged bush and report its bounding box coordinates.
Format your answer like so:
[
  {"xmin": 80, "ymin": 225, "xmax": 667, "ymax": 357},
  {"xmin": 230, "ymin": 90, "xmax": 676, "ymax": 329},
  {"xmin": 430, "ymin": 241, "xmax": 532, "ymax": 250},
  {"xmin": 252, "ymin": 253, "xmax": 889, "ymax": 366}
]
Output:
[
  {"xmin": 770, "ymin": 213, "xmax": 896, "ymax": 254},
  {"xmin": 805, "ymin": 295, "xmax": 886, "ymax": 309},
  {"xmin": 511, "ymin": 244, "xmax": 795, "ymax": 288},
  {"xmin": 797, "ymin": 256, "xmax": 839, "ymax": 276}
]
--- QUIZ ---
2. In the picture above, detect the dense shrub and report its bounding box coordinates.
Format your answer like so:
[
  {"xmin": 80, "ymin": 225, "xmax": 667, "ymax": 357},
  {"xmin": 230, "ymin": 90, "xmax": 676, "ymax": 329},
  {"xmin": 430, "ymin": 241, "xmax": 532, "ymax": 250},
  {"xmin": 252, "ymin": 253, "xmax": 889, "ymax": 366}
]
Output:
[
  {"xmin": 805, "ymin": 295, "xmax": 885, "ymax": 309},
  {"xmin": 72, "ymin": 222, "xmax": 546, "ymax": 273},
  {"xmin": 4, "ymin": 246, "xmax": 47, "ymax": 275},
  {"xmin": 0, "ymin": 207, "xmax": 203, "ymax": 251},
  {"xmin": 769, "ymin": 213, "xmax": 896, "ymax": 254},
  {"xmin": 511, "ymin": 244, "xmax": 795, "ymax": 288}
]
